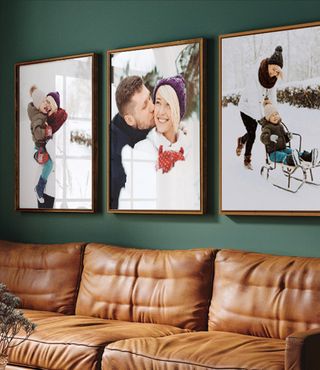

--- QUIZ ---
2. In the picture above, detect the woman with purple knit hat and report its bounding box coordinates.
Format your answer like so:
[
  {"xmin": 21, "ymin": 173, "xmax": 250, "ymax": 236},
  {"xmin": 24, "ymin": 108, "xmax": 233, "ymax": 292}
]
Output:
[
  {"xmin": 236, "ymin": 46, "xmax": 284, "ymax": 170},
  {"xmin": 118, "ymin": 75, "xmax": 200, "ymax": 210}
]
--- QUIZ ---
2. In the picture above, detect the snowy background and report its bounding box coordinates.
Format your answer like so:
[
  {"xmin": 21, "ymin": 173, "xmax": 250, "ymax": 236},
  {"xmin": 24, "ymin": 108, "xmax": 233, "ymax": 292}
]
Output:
[{"xmin": 221, "ymin": 25, "xmax": 320, "ymax": 212}]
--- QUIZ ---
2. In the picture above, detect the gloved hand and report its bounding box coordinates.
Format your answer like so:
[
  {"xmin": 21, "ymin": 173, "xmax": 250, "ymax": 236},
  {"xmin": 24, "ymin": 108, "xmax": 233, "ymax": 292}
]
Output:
[
  {"xmin": 287, "ymin": 132, "xmax": 293, "ymax": 140},
  {"xmin": 157, "ymin": 145, "xmax": 185, "ymax": 173},
  {"xmin": 270, "ymin": 134, "xmax": 278, "ymax": 143},
  {"xmin": 34, "ymin": 147, "xmax": 49, "ymax": 165},
  {"xmin": 44, "ymin": 125, "xmax": 53, "ymax": 139}
]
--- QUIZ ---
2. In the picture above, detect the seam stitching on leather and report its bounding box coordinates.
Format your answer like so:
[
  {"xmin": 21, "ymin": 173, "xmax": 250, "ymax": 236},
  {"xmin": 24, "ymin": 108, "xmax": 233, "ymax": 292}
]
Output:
[
  {"xmin": 13, "ymin": 336, "xmax": 103, "ymax": 348},
  {"xmin": 106, "ymin": 348, "xmax": 259, "ymax": 370},
  {"xmin": 73, "ymin": 242, "xmax": 86, "ymax": 313}
]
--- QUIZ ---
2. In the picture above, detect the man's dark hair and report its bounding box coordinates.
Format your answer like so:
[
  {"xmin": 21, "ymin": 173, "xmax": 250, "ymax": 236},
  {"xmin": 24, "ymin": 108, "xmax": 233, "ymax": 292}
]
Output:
[{"xmin": 116, "ymin": 76, "xmax": 144, "ymax": 117}]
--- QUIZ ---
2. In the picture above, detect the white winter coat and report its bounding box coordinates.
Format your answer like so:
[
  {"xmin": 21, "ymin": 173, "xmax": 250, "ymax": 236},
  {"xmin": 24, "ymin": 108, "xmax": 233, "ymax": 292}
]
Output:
[
  {"xmin": 119, "ymin": 127, "xmax": 200, "ymax": 211},
  {"xmin": 238, "ymin": 63, "xmax": 278, "ymax": 120}
]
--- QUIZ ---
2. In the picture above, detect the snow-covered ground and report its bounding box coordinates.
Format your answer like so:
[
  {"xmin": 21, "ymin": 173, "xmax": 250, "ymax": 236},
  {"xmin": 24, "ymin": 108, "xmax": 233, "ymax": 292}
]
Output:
[{"xmin": 221, "ymin": 103, "xmax": 320, "ymax": 212}]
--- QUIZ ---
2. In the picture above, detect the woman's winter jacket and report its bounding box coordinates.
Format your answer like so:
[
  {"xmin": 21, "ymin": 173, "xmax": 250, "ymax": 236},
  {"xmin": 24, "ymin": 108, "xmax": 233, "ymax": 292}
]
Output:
[
  {"xmin": 238, "ymin": 62, "xmax": 278, "ymax": 120},
  {"xmin": 118, "ymin": 127, "xmax": 200, "ymax": 210}
]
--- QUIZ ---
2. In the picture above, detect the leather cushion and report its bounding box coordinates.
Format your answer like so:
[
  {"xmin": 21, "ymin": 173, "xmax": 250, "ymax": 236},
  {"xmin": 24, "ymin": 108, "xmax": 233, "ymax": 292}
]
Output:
[
  {"xmin": 285, "ymin": 328, "xmax": 320, "ymax": 370},
  {"xmin": 0, "ymin": 240, "xmax": 84, "ymax": 314},
  {"xmin": 103, "ymin": 330, "xmax": 285, "ymax": 370},
  {"xmin": 76, "ymin": 244, "xmax": 215, "ymax": 330},
  {"xmin": 209, "ymin": 249, "xmax": 320, "ymax": 339},
  {"xmin": 8, "ymin": 310, "xmax": 188, "ymax": 370}
]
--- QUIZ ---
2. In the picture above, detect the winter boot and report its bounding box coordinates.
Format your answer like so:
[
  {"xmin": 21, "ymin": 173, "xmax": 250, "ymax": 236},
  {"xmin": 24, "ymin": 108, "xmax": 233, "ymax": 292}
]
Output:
[
  {"xmin": 244, "ymin": 155, "xmax": 253, "ymax": 170},
  {"xmin": 286, "ymin": 149, "xmax": 301, "ymax": 167},
  {"xmin": 35, "ymin": 176, "xmax": 47, "ymax": 203},
  {"xmin": 236, "ymin": 137, "xmax": 244, "ymax": 156}
]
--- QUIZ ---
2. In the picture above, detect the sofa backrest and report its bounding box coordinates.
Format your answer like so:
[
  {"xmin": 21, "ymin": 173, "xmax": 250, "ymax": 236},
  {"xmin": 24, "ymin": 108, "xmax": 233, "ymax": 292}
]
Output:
[
  {"xmin": 0, "ymin": 240, "xmax": 84, "ymax": 314},
  {"xmin": 76, "ymin": 243, "xmax": 215, "ymax": 330},
  {"xmin": 209, "ymin": 249, "xmax": 320, "ymax": 339}
]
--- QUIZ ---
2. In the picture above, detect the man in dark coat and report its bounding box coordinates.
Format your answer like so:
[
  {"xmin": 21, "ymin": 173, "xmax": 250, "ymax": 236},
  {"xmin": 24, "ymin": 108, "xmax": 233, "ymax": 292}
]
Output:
[{"xmin": 110, "ymin": 76, "xmax": 155, "ymax": 209}]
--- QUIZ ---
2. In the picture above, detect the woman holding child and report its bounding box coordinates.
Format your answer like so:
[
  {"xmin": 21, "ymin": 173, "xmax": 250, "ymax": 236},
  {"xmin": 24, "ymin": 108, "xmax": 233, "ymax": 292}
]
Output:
[
  {"xmin": 236, "ymin": 46, "xmax": 284, "ymax": 170},
  {"xmin": 28, "ymin": 85, "xmax": 68, "ymax": 204}
]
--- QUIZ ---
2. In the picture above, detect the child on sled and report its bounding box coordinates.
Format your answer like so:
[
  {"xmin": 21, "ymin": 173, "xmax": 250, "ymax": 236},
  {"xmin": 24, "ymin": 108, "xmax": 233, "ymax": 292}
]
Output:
[{"xmin": 260, "ymin": 103, "xmax": 318, "ymax": 168}]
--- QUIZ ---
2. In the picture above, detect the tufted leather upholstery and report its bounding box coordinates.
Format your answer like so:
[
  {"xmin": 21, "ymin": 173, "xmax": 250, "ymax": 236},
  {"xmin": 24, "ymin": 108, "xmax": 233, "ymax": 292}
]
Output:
[
  {"xmin": 1, "ymin": 241, "xmax": 319, "ymax": 370},
  {"xmin": 208, "ymin": 249, "xmax": 320, "ymax": 339},
  {"xmin": 0, "ymin": 240, "xmax": 84, "ymax": 314},
  {"xmin": 103, "ymin": 331, "xmax": 285, "ymax": 370},
  {"xmin": 76, "ymin": 244, "xmax": 215, "ymax": 330},
  {"xmin": 8, "ymin": 309, "xmax": 188, "ymax": 370}
]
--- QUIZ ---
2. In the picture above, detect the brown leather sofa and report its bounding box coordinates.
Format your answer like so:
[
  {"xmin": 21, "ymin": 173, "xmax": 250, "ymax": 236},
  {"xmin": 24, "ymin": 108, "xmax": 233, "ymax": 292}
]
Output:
[{"xmin": 0, "ymin": 240, "xmax": 319, "ymax": 370}]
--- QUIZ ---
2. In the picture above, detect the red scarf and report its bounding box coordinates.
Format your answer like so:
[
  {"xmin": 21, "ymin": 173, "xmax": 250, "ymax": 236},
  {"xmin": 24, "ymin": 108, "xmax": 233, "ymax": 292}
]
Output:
[
  {"xmin": 258, "ymin": 59, "xmax": 278, "ymax": 89},
  {"xmin": 157, "ymin": 145, "xmax": 185, "ymax": 173}
]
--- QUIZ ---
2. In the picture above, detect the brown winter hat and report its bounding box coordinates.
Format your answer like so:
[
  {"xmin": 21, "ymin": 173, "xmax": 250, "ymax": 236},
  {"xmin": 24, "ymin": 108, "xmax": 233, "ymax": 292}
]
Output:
[{"xmin": 264, "ymin": 103, "xmax": 278, "ymax": 120}]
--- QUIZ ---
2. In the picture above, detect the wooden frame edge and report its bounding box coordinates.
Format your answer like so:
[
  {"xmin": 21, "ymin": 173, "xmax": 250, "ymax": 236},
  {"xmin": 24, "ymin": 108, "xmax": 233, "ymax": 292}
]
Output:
[
  {"xmin": 106, "ymin": 38, "xmax": 206, "ymax": 215},
  {"xmin": 15, "ymin": 52, "xmax": 97, "ymax": 213},
  {"xmin": 219, "ymin": 21, "xmax": 320, "ymax": 217}
]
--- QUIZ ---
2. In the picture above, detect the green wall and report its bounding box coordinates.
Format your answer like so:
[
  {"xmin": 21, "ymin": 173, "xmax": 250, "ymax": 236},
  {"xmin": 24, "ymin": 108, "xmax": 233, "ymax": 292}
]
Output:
[{"xmin": 1, "ymin": 0, "xmax": 320, "ymax": 257}]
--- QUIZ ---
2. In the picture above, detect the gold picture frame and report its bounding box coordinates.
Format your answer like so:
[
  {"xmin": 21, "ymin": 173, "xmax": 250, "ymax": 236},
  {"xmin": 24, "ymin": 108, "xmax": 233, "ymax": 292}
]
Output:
[
  {"xmin": 107, "ymin": 38, "xmax": 206, "ymax": 214},
  {"xmin": 15, "ymin": 53, "xmax": 97, "ymax": 212},
  {"xmin": 219, "ymin": 21, "xmax": 320, "ymax": 216}
]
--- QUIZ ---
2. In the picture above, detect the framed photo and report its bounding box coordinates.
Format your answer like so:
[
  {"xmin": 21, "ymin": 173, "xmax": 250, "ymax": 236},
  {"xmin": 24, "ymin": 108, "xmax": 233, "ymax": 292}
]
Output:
[
  {"xmin": 15, "ymin": 53, "xmax": 97, "ymax": 212},
  {"xmin": 220, "ymin": 21, "xmax": 320, "ymax": 216},
  {"xmin": 107, "ymin": 38, "xmax": 205, "ymax": 214}
]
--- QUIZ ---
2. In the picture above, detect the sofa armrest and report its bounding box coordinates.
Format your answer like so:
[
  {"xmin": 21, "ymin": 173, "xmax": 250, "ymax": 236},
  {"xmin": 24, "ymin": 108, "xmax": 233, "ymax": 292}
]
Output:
[{"xmin": 286, "ymin": 328, "xmax": 320, "ymax": 370}]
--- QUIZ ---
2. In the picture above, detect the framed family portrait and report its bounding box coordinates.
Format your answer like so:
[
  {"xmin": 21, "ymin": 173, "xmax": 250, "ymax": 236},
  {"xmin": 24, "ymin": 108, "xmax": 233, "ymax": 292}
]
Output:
[
  {"xmin": 15, "ymin": 53, "xmax": 97, "ymax": 212},
  {"xmin": 220, "ymin": 21, "xmax": 320, "ymax": 216},
  {"xmin": 107, "ymin": 38, "xmax": 205, "ymax": 214}
]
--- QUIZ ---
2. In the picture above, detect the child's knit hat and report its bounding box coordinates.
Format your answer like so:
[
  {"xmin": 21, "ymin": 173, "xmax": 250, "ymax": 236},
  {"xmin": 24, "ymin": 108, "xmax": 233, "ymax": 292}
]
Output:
[
  {"xmin": 30, "ymin": 85, "xmax": 46, "ymax": 110},
  {"xmin": 153, "ymin": 75, "xmax": 186, "ymax": 119},
  {"xmin": 47, "ymin": 91, "xmax": 60, "ymax": 111},
  {"xmin": 264, "ymin": 103, "xmax": 278, "ymax": 121}
]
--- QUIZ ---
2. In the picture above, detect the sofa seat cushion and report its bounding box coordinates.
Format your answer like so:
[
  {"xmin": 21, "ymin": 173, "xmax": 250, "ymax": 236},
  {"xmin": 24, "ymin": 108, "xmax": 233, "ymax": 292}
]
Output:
[
  {"xmin": 103, "ymin": 331, "xmax": 285, "ymax": 370},
  {"xmin": 8, "ymin": 310, "xmax": 188, "ymax": 370}
]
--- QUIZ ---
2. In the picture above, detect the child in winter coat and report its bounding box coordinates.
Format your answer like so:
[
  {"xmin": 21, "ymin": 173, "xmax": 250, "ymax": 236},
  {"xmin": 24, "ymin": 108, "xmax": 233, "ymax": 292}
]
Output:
[
  {"xmin": 28, "ymin": 85, "xmax": 68, "ymax": 204},
  {"xmin": 260, "ymin": 103, "xmax": 318, "ymax": 167}
]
